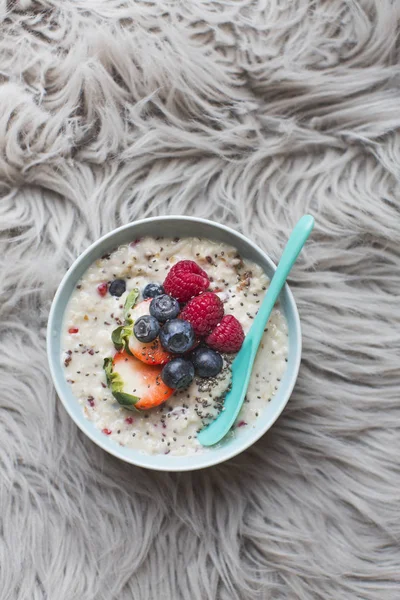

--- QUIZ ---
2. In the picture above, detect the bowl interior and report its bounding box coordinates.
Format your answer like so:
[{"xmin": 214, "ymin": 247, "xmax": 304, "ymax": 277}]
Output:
[{"xmin": 47, "ymin": 217, "xmax": 301, "ymax": 471}]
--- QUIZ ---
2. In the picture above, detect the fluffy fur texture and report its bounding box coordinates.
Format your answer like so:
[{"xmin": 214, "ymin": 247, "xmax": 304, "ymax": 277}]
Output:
[{"xmin": 1, "ymin": 1, "xmax": 399, "ymax": 598}]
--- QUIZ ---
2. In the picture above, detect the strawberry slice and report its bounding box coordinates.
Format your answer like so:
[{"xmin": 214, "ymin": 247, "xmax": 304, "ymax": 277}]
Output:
[
  {"xmin": 128, "ymin": 300, "xmax": 172, "ymax": 365},
  {"xmin": 112, "ymin": 352, "xmax": 173, "ymax": 410}
]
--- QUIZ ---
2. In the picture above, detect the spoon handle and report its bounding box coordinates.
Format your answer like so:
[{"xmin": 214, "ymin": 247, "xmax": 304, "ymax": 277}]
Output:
[
  {"xmin": 250, "ymin": 215, "xmax": 314, "ymax": 352},
  {"xmin": 197, "ymin": 215, "xmax": 314, "ymax": 447}
]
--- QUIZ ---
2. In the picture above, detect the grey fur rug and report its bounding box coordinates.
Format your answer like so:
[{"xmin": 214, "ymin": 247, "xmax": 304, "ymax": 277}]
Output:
[{"xmin": 1, "ymin": 1, "xmax": 399, "ymax": 599}]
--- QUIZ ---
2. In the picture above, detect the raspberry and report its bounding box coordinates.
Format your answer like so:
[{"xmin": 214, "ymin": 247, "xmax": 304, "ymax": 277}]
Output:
[
  {"xmin": 164, "ymin": 260, "xmax": 209, "ymax": 302},
  {"xmin": 206, "ymin": 315, "xmax": 244, "ymax": 353},
  {"xmin": 180, "ymin": 292, "xmax": 224, "ymax": 336}
]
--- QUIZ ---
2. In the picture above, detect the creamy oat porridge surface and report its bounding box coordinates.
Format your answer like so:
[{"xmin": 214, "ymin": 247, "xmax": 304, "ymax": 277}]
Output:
[{"xmin": 61, "ymin": 236, "xmax": 288, "ymax": 456}]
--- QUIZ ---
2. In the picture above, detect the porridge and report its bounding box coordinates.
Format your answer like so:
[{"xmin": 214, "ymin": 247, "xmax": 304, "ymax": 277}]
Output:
[{"xmin": 61, "ymin": 237, "xmax": 288, "ymax": 455}]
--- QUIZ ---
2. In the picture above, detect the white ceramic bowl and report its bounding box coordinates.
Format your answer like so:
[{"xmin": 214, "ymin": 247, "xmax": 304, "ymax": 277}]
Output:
[{"xmin": 47, "ymin": 217, "xmax": 301, "ymax": 471}]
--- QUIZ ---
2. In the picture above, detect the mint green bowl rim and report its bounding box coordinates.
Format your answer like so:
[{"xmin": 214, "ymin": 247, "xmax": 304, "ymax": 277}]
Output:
[{"xmin": 47, "ymin": 216, "xmax": 301, "ymax": 471}]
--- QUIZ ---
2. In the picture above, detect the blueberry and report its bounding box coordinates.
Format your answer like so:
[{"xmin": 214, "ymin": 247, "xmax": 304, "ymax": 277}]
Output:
[
  {"xmin": 109, "ymin": 279, "xmax": 126, "ymax": 297},
  {"xmin": 161, "ymin": 358, "xmax": 195, "ymax": 389},
  {"xmin": 190, "ymin": 347, "xmax": 223, "ymax": 378},
  {"xmin": 143, "ymin": 283, "xmax": 164, "ymax": 299},
  {"xmin": 150, "ymin": 294, "xmax": 180, "ymax": 322},
  {"xmin": 159, "ymin": 319, "xmax": 195, "ymax": 354},
  {"xmin": 133, "ymin": 315, "xmax": 160, "ymax": 343}
]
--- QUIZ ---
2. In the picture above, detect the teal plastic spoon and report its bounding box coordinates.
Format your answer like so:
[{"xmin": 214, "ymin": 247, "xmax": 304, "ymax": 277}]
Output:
[{"xmin": 197, "ymin": 214, "xmax": 314, "ymax": 447}]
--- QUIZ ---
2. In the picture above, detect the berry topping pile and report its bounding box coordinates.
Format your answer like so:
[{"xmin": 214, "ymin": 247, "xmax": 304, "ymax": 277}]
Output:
[
  {"xmin": 164, "ymin": 260, "xmax": 209, "ymax": 302},
  {"xmin": 143, "ymin": 282, "xmax": 164, "ymax": 299},
  {"xmin": 149, "ymin": 294, "xmax": 180, "ymax": 322},
  {"xmin": 161, "ymin": 358, "xmax": 195, "ymax": 390},
  {"xmin": 180, "ymin": 292, "xmax": 224, "ymax": 336},
  {"xmin": 206, "ymin": 315, "xmax": 245, "ymax": 353},
  {"xmin": 109, "ymin": 279, "xmax": 126, "ymax": 297},
  {"xmin": 190, "ymin": 347, "xmax": 223, "ymax": 378},
  {"xmin": 104, "ymin": 257, "xmax": 245, "ymax": 411},
  {"xmin": 159, "ymin": 319, "xmax": 195, "ymax": 353},
  {"xmin": 133, "ymin": 315, "xmax": 160, "ymax": 343}
]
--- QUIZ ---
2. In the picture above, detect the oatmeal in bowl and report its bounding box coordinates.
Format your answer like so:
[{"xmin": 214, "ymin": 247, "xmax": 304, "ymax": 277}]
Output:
[{"xmin": 48, "ymin": 218, "xmax": 301, "ymax": 471}]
